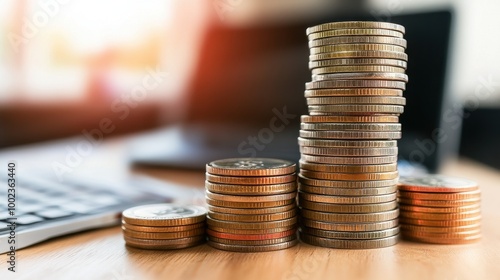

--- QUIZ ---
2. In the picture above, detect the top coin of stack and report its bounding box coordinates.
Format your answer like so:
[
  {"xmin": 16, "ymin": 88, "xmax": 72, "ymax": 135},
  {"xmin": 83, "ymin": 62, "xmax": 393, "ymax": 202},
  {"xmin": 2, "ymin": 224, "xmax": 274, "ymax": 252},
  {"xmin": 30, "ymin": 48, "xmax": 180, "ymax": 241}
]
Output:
[
  {"xmin": 122, "ymin": 204, "xmax": 207, "ymax": 250},
  {"xmin": 205, "ymin": 158, "xmax": 299, "ymax": 252},
  {"xmin": 398, "ymin": 175, "xmax": 481, "ymax": 244},
  {"xmin": 298, "ymin": 21, "xmax": 407, "ymax": 249}
]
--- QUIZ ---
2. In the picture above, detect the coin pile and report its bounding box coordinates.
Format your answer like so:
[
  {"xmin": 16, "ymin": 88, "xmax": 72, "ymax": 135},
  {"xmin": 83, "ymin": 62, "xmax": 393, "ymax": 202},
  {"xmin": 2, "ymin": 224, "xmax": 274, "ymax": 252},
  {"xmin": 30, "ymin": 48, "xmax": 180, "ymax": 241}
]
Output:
[
  {"xmin": 122, "ymin": 204, "xmax": 207, "ymax": 250},
  {"xmin": 398, "ymin": 175, "xmax": 481, "ymax": 244},
  {"xmin": 205, "ymin": 158, "xmax": 299, "ymax": 252},
  {"xmin": 298, "ymin": 21, "xmax": 407, "ymax": 249}
]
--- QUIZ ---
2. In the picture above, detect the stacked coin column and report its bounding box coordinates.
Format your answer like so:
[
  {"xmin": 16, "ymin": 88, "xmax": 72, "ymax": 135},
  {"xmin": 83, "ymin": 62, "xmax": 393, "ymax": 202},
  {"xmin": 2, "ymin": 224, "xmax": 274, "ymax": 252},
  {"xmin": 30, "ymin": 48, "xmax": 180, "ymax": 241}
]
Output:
[
  {"xmin": 205, "ymin": 158, "xmax": 298, "ymax": 252},
  {"xmin": 297, "ymin": 22, "xmax": 407, "ymax": 249}
]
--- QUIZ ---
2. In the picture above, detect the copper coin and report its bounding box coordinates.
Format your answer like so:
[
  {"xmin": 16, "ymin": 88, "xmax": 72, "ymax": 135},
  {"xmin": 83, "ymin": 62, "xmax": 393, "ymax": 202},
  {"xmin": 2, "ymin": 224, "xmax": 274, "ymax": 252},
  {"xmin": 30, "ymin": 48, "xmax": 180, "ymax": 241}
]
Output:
[
  {"xmin": 207, "ymin": 203, "xmax": 296, "ymax": 215},
  {"xmin": 300, "ymin": 191, "xmax": 397, "ymax": 204},
  {"xmin": 206, "ymin": 158, "xmax": 296, "ymax": 177},
  {"xmin": 206, "ymin": 197, "xmax": 296, "ymax": 209},
  {"xmin": 301, "ymin": 226, "xmax": 400, "ymax": 240},
  {"xmin": 122, "ymin": 204, "xmax": 207, "ymax": 227},
  {"xmin": 397, "ymin": 197, "xmax": 481, "ymax": 207},
  {"xmin": 299, "ymin": 199, "xmax": 397, "ymax": 213},
  {"xmin": 205, "ymin": 181, "xmax": 296, "ymax": 196},
  {"xmin": 206, "ymin": 173, "xmax": 296, "ymax": 185},
  {"xmin": 400, "ymin": 209, "xmax": 481, "ymax": 221},
  {"xmin": 121, "ymin": 221, "xmax": 205, "ymax": 233},
  {"xmin": 399, "ymin": 216, "xmax": 481, "ymax": 227},
  {"xmin": 207, "ymin": 216, "xmax": 297, "ymax": 230},
  {"xmin": 124, "ymin": 235, "xmax": 205, "ymax": 250},
  {"xmin": 299, "ymin": 161, "xmax": 397, "ymax": 173},
  {"xmin": 122, "ymin": 227, "xmax": 205, "ymax": 240},
  {"xmin": 205, "ymin": 191, "xmax": 296, "ymax": 203},
  {"xmin": 206, "ymin": 228, "xmax": 296, "ymax": 241},
  {"xmin": 398, "ymin": 175, "xmax": 479, "ymax": 193},
  {"xmin": 300, "ymin": 232, "xmax": 399, "ymax": 249},
  {"xmin": 208, "ymin": 225, "xmax": 295, "ymax": 235},
  {"xmin": 300, "ymin": 217, "xmax": 399, "ymax": 232},
  {"xmin": 207, "ymin": 208, "xmax": 296, "ymax": 222},
  {"xmin": 398, "ymin": 189, "xmax": 481, "ymax": 201},
  {"xmin": 208, "ymin": 235, "xmax": 296, "ymax": 246},
  {"xmin": 299, "ymin": 175, "xmax": 399, "ymax": 188},
  {"xmin": 403, "ymin": 234, "xmax": 481, "ymax": 245},
  {"xmin": 400, "ymin": 224, "xmax": 481, "ymax": 234},
  {"xmin": 299, "ymin": 183, "xmax": 397, "ymax": 196},
  {"xmin": 300, "ymin": 170, "xmax": 399, "ymax": 181},
  {"xmin": 208, "ymin": 239, "xmax": 298, "ymax": 252},
  {"xmin": 399, "ymin": 204, "xmax": 480, "ymax": 213},
  {"xmin": 300, "ymin": 208, "xmax": 399, "ymax": 223}
]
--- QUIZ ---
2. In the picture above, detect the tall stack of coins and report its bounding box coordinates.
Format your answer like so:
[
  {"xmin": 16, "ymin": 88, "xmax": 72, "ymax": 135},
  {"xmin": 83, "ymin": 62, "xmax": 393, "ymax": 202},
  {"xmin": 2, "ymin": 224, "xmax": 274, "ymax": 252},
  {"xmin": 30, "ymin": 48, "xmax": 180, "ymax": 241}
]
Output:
[
  {"xmin": 298, "ymin": 21, "xmax": 407, "ymax": 248},
  {"xmin": 122, "ymin": 204, "xmax": 207, "ymax": 249},
  {"xmin": 398, "ymin": 175, "xmax": 481, "ymax": 244},
  {"xmin": 205, "ymin": 158, "xmax": 299, "ymax": 252}
]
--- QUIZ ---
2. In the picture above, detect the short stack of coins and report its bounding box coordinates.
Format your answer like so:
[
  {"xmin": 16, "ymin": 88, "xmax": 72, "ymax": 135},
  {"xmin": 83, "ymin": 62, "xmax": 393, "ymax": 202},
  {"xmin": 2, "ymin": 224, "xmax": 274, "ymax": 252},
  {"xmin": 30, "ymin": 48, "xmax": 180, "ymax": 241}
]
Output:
[
  {"xmin": 122, "ymin": 204, "xmax": 207, "ymax": 250},
  {"xmin": 298, "ymin": 21, "xmax": 408, "ymax": 249},
  {"xmin": 398, "ymin": 175, "xmax": 482, "ymax": 244},
  {"xmin": 205, "ymin": 158, "xmax": 299, "ymax": 252}
]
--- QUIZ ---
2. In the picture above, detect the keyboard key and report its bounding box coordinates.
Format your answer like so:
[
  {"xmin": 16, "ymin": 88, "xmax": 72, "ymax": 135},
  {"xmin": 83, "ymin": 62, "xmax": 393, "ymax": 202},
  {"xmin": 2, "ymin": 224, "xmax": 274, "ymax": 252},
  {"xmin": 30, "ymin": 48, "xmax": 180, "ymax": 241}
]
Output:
[
  {"xmin": 16, "ymin": 214, "xmax": 44, "ymax": 225},
  {"xmin": 16, "ymin": 204, "xmax": 46, "ymax": 213},
  {"xmin": 36, "ymin": 209, "xmax": 73, "ymax": 219},
  {"xmin": 59, "ymin": 203, "xmax": 103, "ymax": 214}
]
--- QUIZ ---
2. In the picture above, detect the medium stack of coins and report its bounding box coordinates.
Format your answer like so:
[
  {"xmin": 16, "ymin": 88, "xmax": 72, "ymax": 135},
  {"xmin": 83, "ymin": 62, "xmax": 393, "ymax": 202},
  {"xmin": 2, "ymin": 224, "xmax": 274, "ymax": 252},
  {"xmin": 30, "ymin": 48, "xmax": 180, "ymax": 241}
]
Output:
[
  {"xmin": 398, "ymin": 175, "xmax": 482, "ymax": 244},
  {"xmin": 122, "ymin": 204, "xmax": 207, "ymax": 249},
  {"xmin": 205, "ymin": 158, "xmax": 299, "ymax": 252},
  {"xmin": 298, "ymin": 21, "xmax": 407, "ymax": 248}
]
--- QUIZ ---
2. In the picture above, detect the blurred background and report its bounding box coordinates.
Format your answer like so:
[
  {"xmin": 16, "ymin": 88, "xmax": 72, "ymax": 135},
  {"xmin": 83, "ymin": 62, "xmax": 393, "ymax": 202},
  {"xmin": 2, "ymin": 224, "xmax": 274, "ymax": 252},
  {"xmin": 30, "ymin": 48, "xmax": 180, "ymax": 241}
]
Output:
[{"xmin": 1, "ymin": 0, "xmax": 499, "ymax": 169}]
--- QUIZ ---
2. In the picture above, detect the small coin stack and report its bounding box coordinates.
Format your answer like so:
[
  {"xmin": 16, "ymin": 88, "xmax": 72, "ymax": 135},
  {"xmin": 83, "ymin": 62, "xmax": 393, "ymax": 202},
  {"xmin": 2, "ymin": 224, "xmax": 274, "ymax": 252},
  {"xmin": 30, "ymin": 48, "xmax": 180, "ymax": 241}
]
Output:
[
  {"xmin": 205, "ymin": 158, "xmax": 299, "ymax": 252},
  {"xmin": 398, "ymin": 175, "xmax": 482, "ymax": 244},
  {"xmin": 122, "ymin": 204, "xmax": 207, "ymax": 250},
  {"xmin": 298, "ymin": 21, "xmax": 408, "ymax": 249}
]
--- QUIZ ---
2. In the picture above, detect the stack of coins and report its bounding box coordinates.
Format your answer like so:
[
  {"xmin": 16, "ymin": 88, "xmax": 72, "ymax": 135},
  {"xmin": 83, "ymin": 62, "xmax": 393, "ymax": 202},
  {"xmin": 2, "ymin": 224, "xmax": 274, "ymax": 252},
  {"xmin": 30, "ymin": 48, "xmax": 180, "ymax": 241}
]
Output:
[
  {"xmin": 298, "ymin": 21, "xmax": 407, "ymax": 249},
  {"xmin": 205, "ymin": 158, "xmax": 299, "ymax": 252},
  {"xmin": 122, "ymin": 204, "xmax": 207, "ymax": 250},
  {"xmin": 398, "ymin": 175, "xmax": 482, "ymax": 244}
]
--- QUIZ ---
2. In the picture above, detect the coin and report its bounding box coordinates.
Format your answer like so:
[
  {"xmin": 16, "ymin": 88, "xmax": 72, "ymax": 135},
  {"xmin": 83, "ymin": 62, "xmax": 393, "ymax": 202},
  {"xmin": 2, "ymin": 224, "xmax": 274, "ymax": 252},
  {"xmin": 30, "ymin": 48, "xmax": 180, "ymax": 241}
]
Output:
[
  {"xmin": 310, "ymin": 44, "xmax": 405, "ymax": 55},
  {"xmin": 206, "ymin": 228, "xmax": 296, "ymax": 241},
  {"xmin": 301, "ymin": 226, "xmax": 400, "ymax": 240},
  {"xmin": 307, "ymin": 29, "xmax": 404, "ymax": 40},
  {"xmin": 306, "ymin": 96, "xmax": 406, "ymax": 105},
  {"xmin": 309, "ymin": 36, "xmax": 407, "ymax": 48},
  {"xmin": 398, "ymin": 175, "xmax": 479, "ymax": 193},
  {"xmin": 207, "ymin": 216, "xmax": 297, "ymax": 230},
  {"xmin": 298, "ymin": 138, "xmax": 398, "ymax": 148},
  {"xmin": 124, "ymin": 235, "xmax": 205, "ymax": 250},
  {"xmin": 208, "ymin": 203, "xmax": 296, "ymax": 215},
  {"xmin": 205, "ymin": 181, "xmax": 296, "ymax": 196},
  {"xmin": 207, "ymin": 208, "xmax": 296, "ymax": 222},
  {"xmin": 401, "ymin": 230, "xmax": 481, "ymax": 240},
  {"xmin": 301, "ymin": 115, "xmax": 399, "ymax": 123},
  {"xmin": 208, "ymin": 225, "xmax": 295, "ymax": 235},
  {"xmin": 398, "ymin": 190, "xmax": 481, "ymax": 201},
  {"xmin": 208, "ymin": 235, "xmax": 296, "ymax": 246},
  {"xmin": 307, "ymin": 105, "xmax": 404, "ymax": 114},
  {"xmin": 206, "ymin": 158, "xmax": 296, "ymax": 177},
  {"xmin": 304, "ymin": 88, "xmax": 403, "ymax": 97},
  {"xmin": 301, "ymin": 154, "xmax": 398, "ymax": 165},
  {"xmin": 402, "ymin": 234, "xmax": 481, "ymax": 245},
  {"xmin": 300, "ymin": 130, "xmax": 402, "ymax": 139},
  {"xmin": 300, "ymin": 170, "xmax": 399, "ymax": 181},
  {"xmin": 301, "ymin": 217, "xmax": 399, "ymax": 232},
  {"xmin": 122, "ymin": 227, "xmax": 206, "ymax": 240},
  {"xmin": 300, "ymin": 232, "xmax": 399, "ymax": 249},
  {"xmin": 306, "ymin": 21, "xmax": 405, "ymax": 35},
  {"xmin": 299, "ymin": 174, "xmax": 398, "ymax": 188},
  {"xmin": 208, "ymin": 239, "xmax": 298, "ymax": 252},
  {"xmin": 122, "ymin": 222, "xmax": 205, "ymax": 233},
  {"xmin": 206, "ymin": 191, "xmax": 296, "ymax": 203},
  {"xmin": 206, "ymin": 173, "xmax": 296, "ymax": 185},
  {"xmin": 309, "ymin": 58, "xmax": 407, "ymax": 70},
  {"xmin": 312, "ymin": 65, "xmax": 405, "ymax": 76},
  {"xmin": 299, "ymin": 184, "xmax": 398, "ymax": 196},
  {"xmin": 399, "ymin": 216, "xmax": 481, "ymax": 227},
  {"xmin": 122, "ymin": 204, "xmax": 207, "ymax": 227},
  {"xmin": 206, "ymin": 197, "xmax": 295, "ymax": 208},
  {"xmin": 299, "ymin": 161, "xmax": 397, "ymax": 173},
  {"xmin": 310, "ymin": 51, "xmax": 408, "ymax": 62},
  {"xmin": 299, "ymin": 199, "xmax": 397, "ymax": 213},
  {"xmin": 299, "ymin": 192, "xmax": 397, "ymax": 204},
  {"xmin": 300, "ymin": 208, "xmax": 399, "ymax": 223},
  {"xmin": 399, "ymin": 204, "xmax": 480, "ymax": 213},
  {"xmin": 300, "ymin": 147, "xmax": 398, "ymax": 157},
  {"xmin": 397, "ymin": 197, "xmax": 481, "ymax": 207},
  {"xmin": 400, "ymin": 209, "xmax": 481, "ymax": 221},
  {"xmin": 313, "ymin": 73, "xmax": 409, "ymax": 83},
  {"xmin": 301, "ymin": 123, "xmax": 402, "ymax": 131},
  {"xmin": 400, "ymin": 224, "xmax": 481, "ymax": 234},
  {"xmin": 305, "ymin": 80, "xmax": 406, "ymax": 90}
]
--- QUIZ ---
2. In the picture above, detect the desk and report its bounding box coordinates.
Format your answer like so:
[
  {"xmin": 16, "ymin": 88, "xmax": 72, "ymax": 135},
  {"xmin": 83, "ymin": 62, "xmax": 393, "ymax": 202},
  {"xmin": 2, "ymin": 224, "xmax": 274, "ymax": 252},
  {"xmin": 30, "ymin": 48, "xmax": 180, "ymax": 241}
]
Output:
[{"xmin": 1, "ymin": 158, "xmax": 499, "ymax": 280}]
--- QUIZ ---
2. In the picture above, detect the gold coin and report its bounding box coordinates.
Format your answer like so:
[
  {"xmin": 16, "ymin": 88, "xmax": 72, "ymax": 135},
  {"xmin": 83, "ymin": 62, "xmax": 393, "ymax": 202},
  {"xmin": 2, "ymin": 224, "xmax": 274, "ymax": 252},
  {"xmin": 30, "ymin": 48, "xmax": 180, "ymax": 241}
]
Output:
[
  {"xmin": 399, "ymin": 216, "xmax": 481, "ymax": 227},
  {"xmin": 305, "ymin": 80, "xmax": 406, "ymax": 90},
  {"xmin": 310, "ymin": 44, "xmax": 405, "ymax": 55},
  {"xmin": 398, "ymin": 190, "xmax": 481, "ymax": 201},
  {"xmin": 206, "ymin": 197, "xmax": 295, "ymax": 209},
  {"xmin": 305, "ymin": 88, "xmax": 403, "ymax": 97},
  {"xmin": 122, "ymin": 227, "xmax": 205, "ymax": 240},
  {"xmin": 207, "ymin": 203, "xmax": 296, "ymax": 215},
  {"xmin": 400, "ymin": 224, "xmax": 481, "ymax": 234},
  {"xmin": 308, "ymin": 29, "xmax": 404, "ymax": 40},
  {"xmin": 300, "ymin": 147, "xmax": 398, "ymax": 157},
  {"xmin": 124, "ymin": 235, "xmax": 205, "ymax": 250},
  {"xmin": 206, "ymin": 191, "xmax": 296, "ymax": 203},
  {"xmin": 309, "ymin": 36, "xmax": 407, "ymax": 48},
  {"xmin": 306, "ymin": 96, "xmax": 406, "ymax": 105},
  {"xmin": 299, "ymin": 191, "xmax": 397, "ymax": 204},
  {"xmin": 312, "ymin": 72, "xmax": 408, "ymax": 82},
  {"xmin": 397, "ymin": 197, "xmax": 481, "ymax": 207},
  {"xmin": 121, "ymin": 221, "xmax": 205, "ymax": 233},
  {"xmin": 402, "ymin": 234, "xmax": 481, "ymax": 245},
  {"xmin": 301, "ymin": 226, "xmax": 400, "ymax": 240},
  {"xmin": 206, "ymin": 173, "xmax": 296, "ymax": 185},
  {"xmin": 208, "ymin": 225, "xmax": 295, "ymax": 235},
  {"xmin": 299, "ymin": 199, "xmax": 397, "ymax": 213},
  {"xmin": 300, "ymin": 170, "xmax": 399, "ymax": 181},
  {"xmin": 299, "ymin": 161, "xmax": 397, "ymax": 173},
  {"xmin": 207, "ymin": 216, "xmax": 297, "ymax": 230},
  {"xmin": 400, "ymin": 209, "xmax": 481, "ymax": 221},
  {"xmin": 301, "ymin": 154, "xmax": 398, "ymax": 165},
  {"xmin": 298, "ymin": 138, "xmax": 397, "ymax": 148},
  {"xmin": 301, "ymin": 115, "xmax": 399, "ymax": 123},
  {"xmin": 398, "ymin": 175, "xmax": 479, "ymax": 193},
  {"xmin": 311, "ymin": 65, "xmax": 405, "ymax": 75},
  {"xmin": 207, "ymin": 208, "xmax": 296, "ymax": 222},
  {"xmin": 122, "ymin": 204, "xmax": 207, "ymax": 227},
  {"xmin": 301, "ymin": 123, "xmax": 402, "ymax": 131},
  {"xmin": 310, "ymin": 51, "xmax": 408, "ymax": 62},
  {"xmin": 299, "ymin": 174, "xmax": 398, "ymax": 188},
  {"xmin": 307, "ymin": 105, "xmax": 404, "ymax": 114},
  {"xmin": 208, "ymin": 239, "xmax": 298, "ymax": 252},
  {"xmin": 300, "ymin": 208, "xmax": 399, "ymax": 223},
  {"xmin": 299, "ymin": 183, "xmax": 398, "ymax": 196},
  {"xmin": 300, "ymin": 130, "xmax": 402, "ymax": 140},
  {"xmin": 208, "ymin": 235, "xmax": 297, "ymax": 246},
  {"xmin": 306, "ymin": 22, "xmax": 405, "ymax": 35},
  {"xmin": 399, "ymin": 204, "xmax": 480, "ymax": 213},
  {"xmin": 206, "ymin": 158, "xmax": 296, "ymax": 177},
  {"xmin": 300, "ymin": 232, "xmax": 399, "ymax": 249},
  {"xmin": 205, "ymin": 181, "xmax": 296, "ymax": 196},
  {"xmin": 309, "ymin": 58, "xmax": 407, "ymax": 70},
  {"xmin": 301, "ymin": 217, "xmax": 399, "ymax": 232}
]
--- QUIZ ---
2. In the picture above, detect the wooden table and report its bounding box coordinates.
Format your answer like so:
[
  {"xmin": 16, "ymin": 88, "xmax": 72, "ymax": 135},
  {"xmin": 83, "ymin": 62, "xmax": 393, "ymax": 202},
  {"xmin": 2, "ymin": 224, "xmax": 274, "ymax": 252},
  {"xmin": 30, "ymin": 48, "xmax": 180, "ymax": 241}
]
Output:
[{"xmin": 1, "ymin": 158, "xmax": 499, "ymax": 280}]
